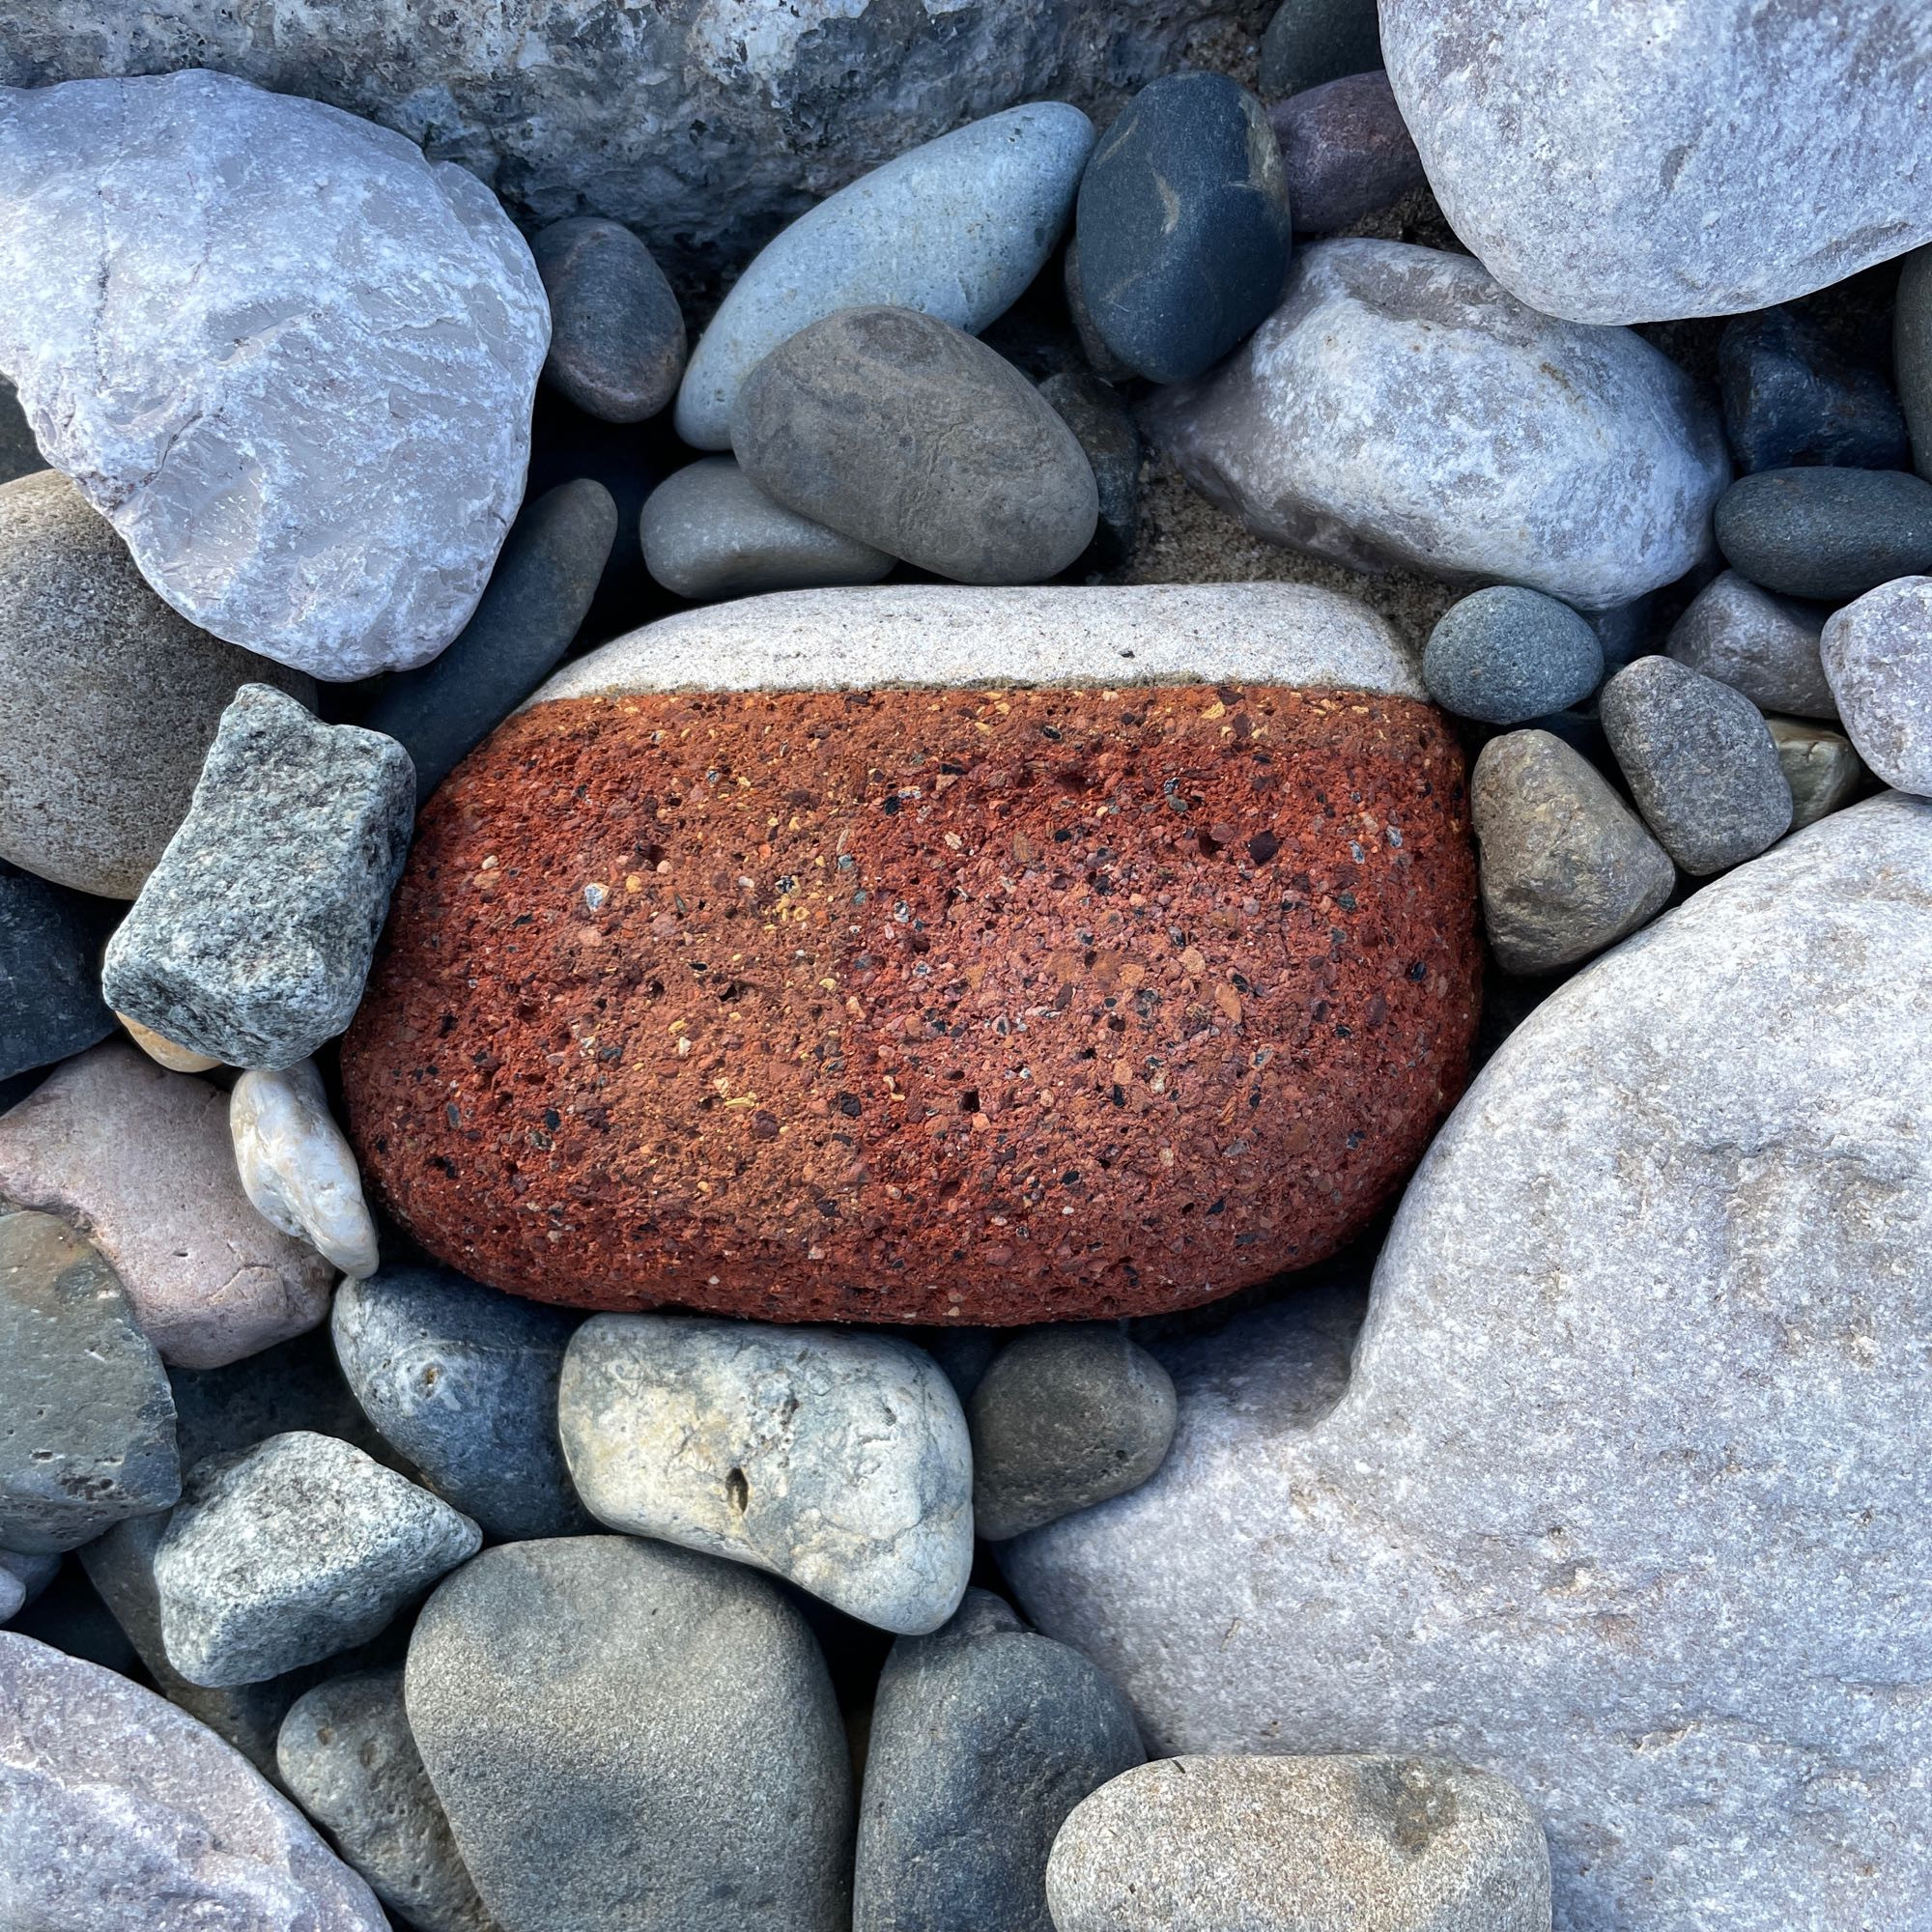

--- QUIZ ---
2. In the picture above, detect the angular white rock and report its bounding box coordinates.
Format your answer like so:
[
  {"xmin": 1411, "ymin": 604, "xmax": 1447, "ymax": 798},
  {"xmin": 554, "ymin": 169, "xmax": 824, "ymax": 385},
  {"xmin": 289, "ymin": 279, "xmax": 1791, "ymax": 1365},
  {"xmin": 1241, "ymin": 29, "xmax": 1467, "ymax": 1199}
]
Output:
[
  {"xmin": 559, "ymin": 1314, "xmax": 974, "ymax": 1634},
  {"xmin": 676, "ymin": 103, "xmax": 1094, "ymax": 448},
  {"xmin": 1142, "ymin": 240, "xmax": 1730, "ymax": 611},
  {"xmin": 1821, "ymin": 575, "xmax": 1932, "ymax": 796},
  {"xmin": 1007, "ymin": 794, "xmax": 1932, "ymax": 1931},
  {"xmin": 231, "ymin": 1060, "xmax": 380, "ymax": 1278},
  {"xmin": 1382, "ymin": 0, "xmax": 1932, "ymax": 325},
  {"xmin": 0, "ymin": 70, "xmax": 550, "ymax": 680}
]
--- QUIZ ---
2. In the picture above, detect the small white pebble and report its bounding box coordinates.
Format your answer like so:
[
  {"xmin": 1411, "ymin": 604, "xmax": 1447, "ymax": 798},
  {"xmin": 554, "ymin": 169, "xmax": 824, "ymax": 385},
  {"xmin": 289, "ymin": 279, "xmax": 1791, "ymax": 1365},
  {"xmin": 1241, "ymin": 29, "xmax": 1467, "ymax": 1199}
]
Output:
[{"xmin": 230, "ymin": 1060, "xmax": 381, "ymax": 1277}]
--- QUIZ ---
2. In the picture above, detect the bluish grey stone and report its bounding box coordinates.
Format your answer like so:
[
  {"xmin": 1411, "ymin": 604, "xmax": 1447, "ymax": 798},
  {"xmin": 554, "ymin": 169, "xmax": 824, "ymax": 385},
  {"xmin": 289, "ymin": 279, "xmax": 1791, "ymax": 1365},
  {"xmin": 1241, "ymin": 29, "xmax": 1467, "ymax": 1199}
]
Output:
[
  {"xmin": 0, "ymin": 1549, "xmax": 59, "ymax": 1623},
  {"xmin": 1584, "ymin": 595, "xmax": 1652, "ymax": 668},
  {"xmin": 1074, "ymin": 72, "xmax": 1291, "ymax": 385},
  {"xmin": 1820, "ymin": 574, "xmax": 1932, "ymax": 796},
  {"xmin": 676, "ymin": 103, "xmax": 1094, "ymax": 448},
  {"xmin": 1258, "ymin": 0, "xmax": 1381, "ymax": 99},
  {"xmin": 1894, "ymin": 245, "xmax": 1932, "ymax": 477},
  {"xmin": 640, "ymin": 458, "xmax": 893, "ymax": 601},
  {"xmin": 0, "ymin": 858, "xmax": 113, "ymax": 1081},
  {"xmin": 1718, "ymin": 306, "xmax": 1907, "ymax": 474},
  {"xmin": 1716, "ymin": 466, "xmax": 1932, "ymax": 604},
  {"xmin": 732, "ymin": 307, "xmax": 1097, "ymax": 586},
  {"xmin": 1666, "ymin": 569, "xmax": 1833, "ymax": 719},
  {"xmin": 332, "ymin": 1265, "xmax": 590, "ymax": 1544},
  {"xmin": 1038, "ymin": 373, "xmax": 1141, "ymax": 572},
  {"xmin": 1269, "ymin": 71, "xmax": 1427, "ymax": 236},
  {"xmin": 102, "ymin": 683, "xmax": 414, "ymax": 1068},
  {"xmin": 532, "ymin": 216, "xmax": 684, "ymax": 423},
  {"xmin": 1766, "ymin": 716, "xmax": 1868, "ymax": 830},
  {"xmin": 854, "ymin": 1590, "xmax": 1143, "ymax": 1932},
  {"xmin": 1423, "ymin": 586, "xmax": 1605, "ymax": 725}
]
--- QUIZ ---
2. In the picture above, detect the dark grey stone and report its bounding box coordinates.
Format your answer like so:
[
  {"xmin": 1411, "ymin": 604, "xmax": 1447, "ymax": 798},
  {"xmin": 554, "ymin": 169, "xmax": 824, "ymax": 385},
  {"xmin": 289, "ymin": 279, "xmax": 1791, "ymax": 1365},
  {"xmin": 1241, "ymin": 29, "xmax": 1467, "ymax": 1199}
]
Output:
[
  {"xmin": 732, "ymin": 306, "xmax": 1097, "ymax": 584},
  {"xmin": 406, "ymin": 1536, "xmax": 853, "ymax": 1932},
  {"xmin": 1715, "ymin": 466, "xmax": 1932, "ymax": 602},
  {"xmin": 1666, "ymin": 569, "xmax": 1834, "ymax": 719},
  {"xmin": 1601, "ymin": 655, "xmax": 1793, "ymax": 875},
  {"xmin": 357, "ymin": 481, "xmax": 616, "ymax": 803},
  {"xmin": 1895, "ymin": 245, "xmax": 1932, "ymax": 477},
  {"xmin": 1074, "ymin": 72, "xmax": 1292, "ymax": 385},
  {"xmin": 101, "ymin": 684, "xmax": 414, "ymax": 1068},
  {"xmin": 1424, "ymin": 586, "xmax": 1605, "ymax": 725},
  {"xmin": 0, "ymin": 378, "xmax": 39, "ymax": 485},
  {"xmin": 1259, "ymin": 0, "xmax": 1382, "ymax": 99},
  {"xmin": 0, "ymin": 1548, "xmax": 59, "ymax": 1622},
  {"xmin": 1767, "ymin": 716, "xmax": 1869, "ymax": 830},
  {"xmin": 1586, "ymin": 594, "xmax": 1654, "ymax": 668},
  {"xmin": 1719, "ymin": 306, "xmax": 1907, "ymax": 473},
  {"xmin": 332, "ymin": 1265, "xmax": 591, "ymax": 1544},
  {"xmin": 1063, "ymin": 241, "xmax": 1138, "ymax": 384},
  {"xmin": 969, "ymin": 1325, "xmax": 1177, "ymax": 1540},
  {"xmin": 1038, "ymin": 373, "xmax": 1141, "ymax": 572},
  {"xmin": 532, "ymin": 217, "xmax": 685, "ymax": 424},
  {"xmin": 907, "ymin": 1327, "xmax": 1002, "ymax": 1406},
  {"xmin": 0, "ymin": 1211, "xmax": 178, "ymax": 1552},
  {"xmin": 0, "ymin": 858, "xmax": 113, "ymax": 1081},
  {"xmin": 853, "ymin": 1590, "xmax": 1143, "ymax": 1932},
  {"xmin": 1268, "ymin": 71, "xmax": 1425, "ymax": 234}
]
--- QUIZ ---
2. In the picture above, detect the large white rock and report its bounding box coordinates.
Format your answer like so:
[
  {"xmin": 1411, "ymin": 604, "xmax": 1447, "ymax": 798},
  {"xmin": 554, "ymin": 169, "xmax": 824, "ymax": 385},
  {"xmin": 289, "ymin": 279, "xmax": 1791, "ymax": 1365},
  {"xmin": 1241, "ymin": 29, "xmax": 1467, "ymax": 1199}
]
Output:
[
  {"xmin": 0, "ymin": 70, "xmax": 549, "ymax": 680},
  {"xmin": 1006, "ymin": 793, "xmax": 1932, "ymax": 1931},
  {"xmin": 1381, "ymin": 0, "xmax": 1932, "ymax": 326},
  {"xmin": 1141, "ymin": 241, "xmax": 1729, "ymax": 611}
]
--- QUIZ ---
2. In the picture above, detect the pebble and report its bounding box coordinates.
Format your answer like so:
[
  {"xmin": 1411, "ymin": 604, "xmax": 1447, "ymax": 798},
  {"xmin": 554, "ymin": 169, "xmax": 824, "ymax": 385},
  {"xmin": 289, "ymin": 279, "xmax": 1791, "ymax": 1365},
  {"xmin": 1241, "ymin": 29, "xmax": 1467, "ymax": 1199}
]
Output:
[
  {"xmin": 1470, "ymin": 729, "xmax": 1676, "ymax": 975},
  {"xmin": 405, "ymin": 1535, "xmax": 853, "ymax": 1932},
  {"xmin": 1718, "ymin": 306, "xmax": 1908, "ymax": 473},
  {"xmin": 1587, "ymin": 595, "xmax": 1654, "ymax": 668},
  {"xmin": 231, "ymin": 1061, "xmax": 380, "ymax": 1278},
  {"xmin": 0, "ymin": 1042, "xmax": 333, "ymax": 1366},
  {"xmin": 1045, "ymin": 1754, "xmax": 1551, "ymax": 1932},
  {"xmin": 1258, "ymin": 0, "xmax": 1382, "ymax": 98},
  {"xmin": 1063, "ymin": 241, "xmax": 1138, "ymax": 384},
  {"xmin": 1665, "ymin": 568, "xmax": 1835, "ymax": 719},
  {"xmin": 0, "ymin": 1550, "xmax": 59, "ymax": 1623},
  {"xmin": 0, "ymin": 858, "xmax": 113, "ymax": 1081},
  {"xmin": 1893, "ymin": 245, "xmax": 1932, "ymax": 474},
  {"xmin": 559, "ymin": 1315, "xmax": 973, "ymax": 1634},
  {"xmin": 1005, "ymin": 794, "xmax": 1932, "ymax": 1929},
  {"xmin": 531, "ymin": 216, "xmax": 684, "ymax": 423},
  {"xmin": 277, "ymin": 1668, "xmax": 497, "ymax": 1932},
  {"xmin": 731, "ymin": 306, "xmax": 1097, "ymax": 583},
  {"xmin": 1143, "ymin": 239, "xmax": 1730, "ymax": 610},
  {"xmin": 1715, "ymin": 465, "xmax": 1932, "ymax": 602},
  {"xmin": 1037, "ymin": 373, "xmax": 1142, "ymax": 571},
  {"xmin": 103, "ymin": 683, "xmax": 414, "ymax": 1068},
  {"xmin": 356, "ymin": 479, "xmax": 617, "ymax": 803},
  {"xmin": 1268, "ymin": 71, "xmax": 1427, "ymax": 234},
  {"xmin": 155, "ymin": 1431, "xmax": 480, "ymax": 1688},
  {"xmin": 1600, "ymin": 656, "xmax": 1792, "ymax": 875},
  {"xmin": 1767, "ymin": 715, "xmax": 1869, "ymax": 830},
  {"xmin": 0, "ymin": 377, "xmax": 38, "ymax": 483},
  {"xmin": 855, "ymin": 1590, "xmax": 1143, "ymax": 1932},
  {"xmin": 332, "ymin": 1265, "xmax": 590, "ymax": 1543},
  {"xmin": 117, "ymin": 1012, "xmax": 222, "ymax": 1072},
  {"xmin": 0, "ymin": 469, "xmax": 316, "ymax": 898},
  {"xmin": 675, "ymin": 102, "xmax": 1094, "ymax": 448},
  {"xmin": 970, "ymin": 1326, "xmax": 1177, "ymax": 1540},
  {"xmin": 0, "ymin": 70, "xmax": 550, "ymax": 679},
  {"xmin": 0, "ymin": 1210, "xmax": 179, "ymax": 1552},
  {"xmin": 0, "ymin": 1631, "xmax": 387, "ymax": 1931},
  {"xmin": 1820, "ymin": 575, "xmax": 1932, "ymax": 796},
  {"xmin": 1380, "ymin": 0, "xmax": 1932, "ymax": 324},
  {"xmin": 1422, "ymin": 586, "xmax": 1605, "ymax": 725},
  {"xmin": 639, "ymin": 457, "xmax": 894, "ymax": 601},
  {"xmin": 1074, "ymin": 72, "xmax": 1291, "ymax": 384}
]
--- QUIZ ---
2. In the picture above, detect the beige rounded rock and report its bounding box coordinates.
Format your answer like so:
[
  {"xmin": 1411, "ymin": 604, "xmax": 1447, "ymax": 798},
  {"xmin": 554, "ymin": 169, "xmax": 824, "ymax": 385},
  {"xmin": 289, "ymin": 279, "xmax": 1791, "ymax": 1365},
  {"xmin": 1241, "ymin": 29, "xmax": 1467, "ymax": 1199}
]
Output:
[
  {"xmin": 231, "ymin": 1061, "xmax": 380, "ymax": 1279},
  {"xmin": 118, "ymin": 1011, "xmax": 223, "ymax": 1074}
]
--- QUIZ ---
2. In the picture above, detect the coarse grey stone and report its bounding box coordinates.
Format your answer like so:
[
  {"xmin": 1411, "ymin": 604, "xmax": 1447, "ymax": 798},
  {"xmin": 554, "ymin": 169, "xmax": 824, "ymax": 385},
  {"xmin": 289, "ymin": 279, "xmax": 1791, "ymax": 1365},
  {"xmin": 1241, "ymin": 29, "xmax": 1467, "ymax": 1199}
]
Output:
[
  {"xmin": 1422, "ymin": 586, "xmax": 1605, "ymax": 725},
  {"xmin": 332, "ymin": 1265, "xmax": 589, "ymax": 1543},
  {"xmin": 1666, "ymin": 569, "xmax": 1834, "ymax": 719},
  {"xmin": 970, "ymin": 1326, "xmax": 1177, "ymax": 1540},
  {"xmin": 1381, "ymin": 0, "xmax": 1932, "ymax": 325},
  {"xmin": 231, "ymin": 1062, "xmax": 380, "ymax": 1279},
  {"xmin": 640, "ymin": 457, "xmax": 893, "ymax": 601},
  {"xmin": 1766, "ymin": 716, "xmax": 1869, "ymax": 830},
  {"xmin": 1038, "ymin": 373, "xmax": 1141, "ymax": 572},
  {"xmin": 0, "ymin": 469, "xmax": 316, "ymax": 899},
  {"xmin": 278, "ymin": 1668, "xmax": 497, "ymax": 1932},
  {"xmin": 0, "ymin": 1210, "xmax": 178, "ymax": 1552},
  {"xmin": 732, "ymin": 306, "xmax": 1098, "ymax": 585},
  {"xmin": 1469, "ymin": 729, "xmax": 1675, "ymax": 976},
  {"xmin": 0, "ymin": 1041, "xmax": 334, "ymax": 1366},
  {"xmin": 1715, "ymin": 466, "xmax": 1932, "ymax": 603},
  {"xmin": 102, "ymin": 683, "xmax": 414, "ymax": 1068},
  {"xmin": 1258, "ymin": 0, "xmax": 1381, "ymax": 99},
  {"xmin": 1046, "ymin": 1754, "xmax": 1551, "ymax": 1932},
  {"xmin": 406, "ymin": 1535, "xmax": 852, "ymax": 1932},
  {"xmin": 532, "ymin": 217, "xmax": 683, "ymax": 423},
  {"xmin": 1269, "ymin": 70, "xmax": 1426, "ymax": 236},
  {"xmin": 1006, "ymin": 793, "xmax": 1932, "ymax": 1930},
  {"xmin": 559, "ymin": 1313, "xmax": 973, "ymax": 1634},
  {"xmin": 855, "ymin": 1590, "xmax": 1144, "ymax": 1932},
  {"xmin": 0, "ymin": 858, "xmax": 113, "ymax": 1081},
  {"xmin": 156, "ymin": 1431, "xmax": 480, "ymax": 1688},
  {"xmin": 0, "ymin": 70, "xmax": 548, "ymax": 681},
  {"xmin": 1143, "ymin": 240, "xmax": 1729, "ymax": 611},
  {"xmin": 0, "ymin": 1631, "xmax": 387, "ymax": 1931},
  {"xmin": 1820, "ymin": 574, "xmax": 1932, "ymax": 796},
  {"xmin": 1600, "ymin": 655, "xmax": 1793, "ymax": 874},
  {"xmin": 675, "ymin": 103, "xmax": 1093, "ymax": 448}
]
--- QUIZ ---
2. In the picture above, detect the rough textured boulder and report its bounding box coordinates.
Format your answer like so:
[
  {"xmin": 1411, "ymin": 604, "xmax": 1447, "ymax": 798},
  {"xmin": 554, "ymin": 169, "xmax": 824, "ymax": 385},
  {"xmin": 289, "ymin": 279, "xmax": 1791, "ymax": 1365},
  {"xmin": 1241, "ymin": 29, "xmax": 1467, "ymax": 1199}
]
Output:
[{"xmin": 1007, "ymin": 793, "xmax": 1932, "ymax": 1930}]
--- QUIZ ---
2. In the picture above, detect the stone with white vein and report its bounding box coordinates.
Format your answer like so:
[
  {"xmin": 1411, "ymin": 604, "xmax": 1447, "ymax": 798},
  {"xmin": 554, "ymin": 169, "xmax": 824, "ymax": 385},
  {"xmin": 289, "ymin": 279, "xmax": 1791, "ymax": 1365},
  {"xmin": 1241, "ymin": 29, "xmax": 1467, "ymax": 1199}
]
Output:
[{"xmin": 231, "ymin": 1061, "xmax": 380, "ymax": 1278}]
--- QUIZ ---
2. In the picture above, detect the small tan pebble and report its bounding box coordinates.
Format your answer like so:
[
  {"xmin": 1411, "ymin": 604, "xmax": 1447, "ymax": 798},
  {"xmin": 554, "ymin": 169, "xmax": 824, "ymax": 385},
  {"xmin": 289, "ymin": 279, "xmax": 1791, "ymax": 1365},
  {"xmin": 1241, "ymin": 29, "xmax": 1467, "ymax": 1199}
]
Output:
[
  {"xmin": 230, "ymin": 1061, "xmax": 380, "ymax": 1278},
  {"xmin": 117, "ymin": 1012, "xmax": 222, "ymax": 1074}
]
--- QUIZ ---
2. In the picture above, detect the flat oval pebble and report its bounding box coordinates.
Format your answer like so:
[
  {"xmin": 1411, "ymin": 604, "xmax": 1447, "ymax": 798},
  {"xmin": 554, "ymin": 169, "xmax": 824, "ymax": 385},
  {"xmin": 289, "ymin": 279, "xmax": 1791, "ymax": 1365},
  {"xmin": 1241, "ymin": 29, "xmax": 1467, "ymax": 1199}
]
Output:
[
  {"xmin": 559, "ymin": 1314, "xmax": 972, "ymax": 1634},
  {"xmin": 1269, "ymin": 70, "xmax": 1427, "ymax": 235},
  {"xmin": 1665, "ymin": 568, "xmax": 1834, "ymax": 718},
  {"xmin": 640, "ymin": 457, "xmax": 894, "ymax": 600},
  {"xmin": 1715, "ymin": 465, "xmax": 1932, "ymax": 602},
  {"xmin": 1259, "ymin": 0, "xmax": 1382, "ymax": 97},
  {"xmin": 1820, "ymin": 574, "xmax": 1932, "ymax": 796},
  {"xmin": 732, "ymin": 306, "xmax": 1098, "ymax": 583},
  {"xmin": 1422, "ymin": 585, "xmax": 1605, "ymax": 724},
  {"xmin": 531, "ymin": 216, "xmax": 684, "ymax": 423},
  {"xmin": 341, "ymin": 584, "xmax": 1479, "ymax": 1326},
  {"xmin": 231, "ymin": 1061, "xmax": 381, "ymax": 1279},
  {"xmin": 1074, "ymin": 71, "xmax": 1291, "ymax": 384},
  {"xmin": 675, "ymin": 102, "xmax": 1094, "ymax": 448},
  {"xmin": 0, "ymin": 858, "xmax": 113, "ymax": 1082},
  {"xmin": 1767, "ymin": 715, "xmax": 1869, "ymax": 829}
]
